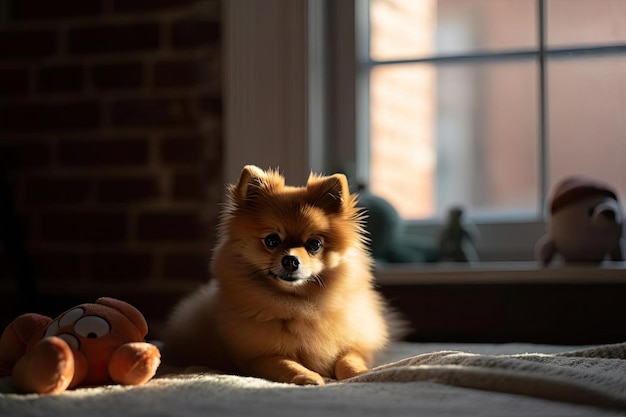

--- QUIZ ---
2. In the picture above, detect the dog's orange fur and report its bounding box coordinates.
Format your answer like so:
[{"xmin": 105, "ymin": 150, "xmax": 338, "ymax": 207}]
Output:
[{"xmin": 162, "ymin": 165, "xmax": 391, "ymax": 385}]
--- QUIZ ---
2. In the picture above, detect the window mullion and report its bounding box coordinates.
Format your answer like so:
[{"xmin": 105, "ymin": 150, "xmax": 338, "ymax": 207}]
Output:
[{"xmin": 538, "ymin": 0, "xmax": 548, "ymax": 219}]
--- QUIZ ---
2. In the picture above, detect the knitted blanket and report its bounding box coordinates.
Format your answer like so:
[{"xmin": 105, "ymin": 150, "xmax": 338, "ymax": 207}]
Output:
[{"xmin": 1, "ymin": 342, "xmax": 625, "ymax": 417}]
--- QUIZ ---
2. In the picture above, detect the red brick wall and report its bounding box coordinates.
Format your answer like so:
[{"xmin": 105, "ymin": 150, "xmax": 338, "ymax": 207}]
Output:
[{"xmin": 0, "ymin": 0, "xmax": 222, "ymax": 324}]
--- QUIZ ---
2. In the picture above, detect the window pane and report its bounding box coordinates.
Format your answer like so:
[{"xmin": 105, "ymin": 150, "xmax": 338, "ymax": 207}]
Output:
[
  {"xmin": 370, "ymin": 60, "xmax": 539, "ymax": 219},
  {"xmin": 369, "ymin": 0, "xmax": 537, "ymax": 61},
  {"xmin": 548, "ymin": 55, "xmax": 626, "ymax": 199},
  {"xmin": 547, "ymin": 0, "xmax": 626, "ymax": 47}
]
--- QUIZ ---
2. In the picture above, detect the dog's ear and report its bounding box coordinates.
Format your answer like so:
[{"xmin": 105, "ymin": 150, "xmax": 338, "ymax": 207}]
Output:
[
  {"xmin": 235, "ymin": 165, "xmax": 266, "ymax": 200},
  {"xmin": 234, "ymin": 165, "xmax": 284, "ymax": 201},
  {"xmin": 307, "ymin": 173, "xmax": 350, "ymax": 213}
]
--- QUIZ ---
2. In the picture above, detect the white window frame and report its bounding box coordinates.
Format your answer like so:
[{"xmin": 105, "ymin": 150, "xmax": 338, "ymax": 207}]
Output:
[
  {"xmin": 331, "ymin": 0, "xmax": 626, "ymax": 262},
  {"xmin": 327, "ymin": 1, "xmax": 546, "ymax": 261}
]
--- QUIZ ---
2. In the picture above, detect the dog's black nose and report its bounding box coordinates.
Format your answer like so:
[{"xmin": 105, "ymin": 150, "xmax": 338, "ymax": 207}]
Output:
[{"xmin": 281, "ymin": 255, "xmax": 300, "ymax": 272}]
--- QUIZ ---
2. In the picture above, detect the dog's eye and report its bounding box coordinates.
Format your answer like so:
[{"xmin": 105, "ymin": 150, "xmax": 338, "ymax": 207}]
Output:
[
  {"xmin": 306, "ymin": 238, "xmax": 322, "ymax": 254},
  {"xmin": 264, "ymin": 234, "xmax": 281, "ymax": 249}
]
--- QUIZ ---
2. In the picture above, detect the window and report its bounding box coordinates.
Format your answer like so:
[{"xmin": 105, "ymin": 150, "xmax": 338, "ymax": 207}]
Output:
[
  {"xmin": 359, "ymin": 0, "xmax": 626, "ymax": 225},
  {"xmin": 224, "ymin": 1, "xmax": 626, "ymax": 263}
]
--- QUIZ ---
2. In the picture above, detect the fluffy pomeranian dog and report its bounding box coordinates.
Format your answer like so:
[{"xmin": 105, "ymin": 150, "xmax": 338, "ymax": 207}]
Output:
[{"xmin": 162, "ymin": 165, "xmax": 393, "ymax": 385}]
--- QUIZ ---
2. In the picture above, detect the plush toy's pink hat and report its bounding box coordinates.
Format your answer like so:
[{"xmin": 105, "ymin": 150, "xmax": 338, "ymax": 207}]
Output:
[{"xmin": 549, "ymin": 176, "xmax": 618, "ymax": 214}]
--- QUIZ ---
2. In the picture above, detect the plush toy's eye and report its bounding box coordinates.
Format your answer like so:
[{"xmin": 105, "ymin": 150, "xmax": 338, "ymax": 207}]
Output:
[
  {"xmin": 306, "ymin": 238, "xmax": 323, "ymax": 254},
  {"xmin": 44, "ymin": 321, "xmax": 60, "ymax": 338},
  {"xmin": 57, "ymin": 333, "xmax": 80, "ymax": 350},
  {"xmin": 264, "ymin": 234, "xmax": 281, "ymax": 249},
  {"xmin": 74, "ymin": 316, "xmax": 111, "ymax": 339},
  {"xmin": 58, "ymin": 308, "xmax": 85, "ymax": 327}
]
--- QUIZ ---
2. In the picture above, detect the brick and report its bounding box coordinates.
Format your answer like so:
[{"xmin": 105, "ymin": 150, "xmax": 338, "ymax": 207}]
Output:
[
  {"xmin": 117, "ymin": 293, "xmax": 183, "ymax": 325},
  {"xmin": 154, "ymin": 59, "xmax": 211, "ymax": 87},
  {"xmin": 68, "ymin": 23, "xmax": 160, "ymax": 55},
  {"xmin": 172, "ymin": 173, "xmax": 204, "ymax": 200},
  {"xmin": 91, "ymin": 62, "xmax": 143, "ymax": 90},
  {"xmin": 171, "ymin": 18, "xmax": 220, "ymax": 49},
  {"xmin": 205, "ymin": 156, "xmax": 222, "ymax": 178},
  {"xmin": 198, "ymin": 94, "xmax": 222, "ymax": 115},
  {"xmin": 0, "ymin": 252, "xmax": 9, "ymax": 280},
  {"xmin": 163, "ymin": 252, "xmax": 208, "ymax": 281},
  {"xmin": 58, "ymin": 138, "xmax": 148, "ymax": 167},
  {"xmin": 31, "ymin": 251, "xmax": 83, "ymax": 282},
  {"xmin": 112, "ymin": 0, "xmax": 197, "ymax": 12},
  {"xmin": 40, "ymin": 211, "xmax": 127, "ymax": 242},
  {"xmin": 111, "ymin": 98, "xmax": 196, "ymax": 127},
  {"xmin": 38, "ymin": 65, "xmax": 83, "ymax": 92},
  {"xmin": 0, "ymin": 29, "xmax": 57, "ymax": 58},
  {"xmin": 0, "ymin": 101, "xmax": 100, "ymax": 132},
  {"xmin": 87, "ymin": 251, "xmax": 152, "ymax": 281},
  {"xmin": 160, "ymin": 136, "xmax": 203, "ymax": 164},
  {"xmin": 9, "ymin": 0, "xmax": 102, "ymax": 19},
  {"xmin": 200, "ymin": 129, "xmax": 223, "ymax": 159},
  {"xmin": 0, "ymin": 143, "xmax": 50, "ymax": 168},
  {"xmin": 137, "ymin": 211, "xmax": 204, "ymax": 241},
  {"xmin": 96, "ymin": 177, "xmax": 159, "ymax": 203},
  {"xmin": 24, "ymin": 177, "xmax": 91, "ymax": 204},
  {"xmin": 0, "ymin": 68, "xmax": 29, "ymax": 95}
]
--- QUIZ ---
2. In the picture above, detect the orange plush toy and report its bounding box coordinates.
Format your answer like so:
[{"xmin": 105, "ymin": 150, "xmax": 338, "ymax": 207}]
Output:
[{"xmin": 0, "ymin": 297, "xmax": 161, "ymax": 394}]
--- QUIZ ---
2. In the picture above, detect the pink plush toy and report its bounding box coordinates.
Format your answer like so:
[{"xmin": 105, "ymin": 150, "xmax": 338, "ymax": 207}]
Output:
[{"xmin": 537, "ymin": 176, "xmax": 624, "ymax": 266}]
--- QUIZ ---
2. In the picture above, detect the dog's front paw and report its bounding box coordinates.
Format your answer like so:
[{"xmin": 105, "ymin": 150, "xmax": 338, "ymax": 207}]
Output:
[
  {"xmin": 334, "ymin": 351, "xmax": 370, "ymax": 381},
  {"xmin": 291, "ymin": 372, "xmax": 325, "ymax": 386}
]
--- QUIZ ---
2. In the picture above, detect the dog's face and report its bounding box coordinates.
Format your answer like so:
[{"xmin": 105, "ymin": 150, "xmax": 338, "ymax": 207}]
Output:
[{"xmin": 218, "ymin": 166, "xmax": 365, "ymax": 293}]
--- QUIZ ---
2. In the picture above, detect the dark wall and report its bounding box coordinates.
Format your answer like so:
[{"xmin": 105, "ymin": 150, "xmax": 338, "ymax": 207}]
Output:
[{"xmin": 0, "ymin": 0, "xmax": 223, "ymax": 326}]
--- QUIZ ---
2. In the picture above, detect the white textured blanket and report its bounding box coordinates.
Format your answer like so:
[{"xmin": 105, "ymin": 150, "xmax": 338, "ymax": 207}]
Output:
[{"xmin": 1, "ymin": 342, "xmax": 625, "ymax": 417}]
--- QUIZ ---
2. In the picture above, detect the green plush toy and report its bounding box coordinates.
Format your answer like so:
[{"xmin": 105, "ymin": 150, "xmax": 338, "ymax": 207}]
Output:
[{"xmin": 358, "ymin": 190, "xmax": 438, "ymax": 263}]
